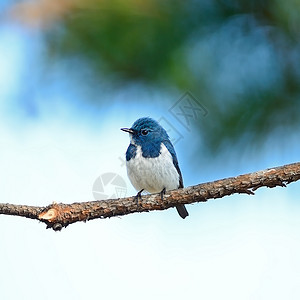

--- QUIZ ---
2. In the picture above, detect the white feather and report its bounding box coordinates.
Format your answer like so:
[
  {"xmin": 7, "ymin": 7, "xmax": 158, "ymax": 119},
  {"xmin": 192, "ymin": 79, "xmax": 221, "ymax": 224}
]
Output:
[{"xmin": 126, "ymin": 143, "xmax": 180, "ymax": 193}]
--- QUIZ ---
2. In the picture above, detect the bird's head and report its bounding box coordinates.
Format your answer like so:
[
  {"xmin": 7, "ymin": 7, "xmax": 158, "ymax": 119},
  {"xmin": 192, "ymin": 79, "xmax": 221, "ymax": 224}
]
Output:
[{"xmin": 121, "ymin": 117, "xmax": 169, "ymax": 146}]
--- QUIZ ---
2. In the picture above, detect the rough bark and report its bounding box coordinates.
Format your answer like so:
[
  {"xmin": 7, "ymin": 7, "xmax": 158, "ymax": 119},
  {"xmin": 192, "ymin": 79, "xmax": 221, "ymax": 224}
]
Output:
[{"xmin": 1, "ymin": 162, "xmax": 300, "ymax": 231}]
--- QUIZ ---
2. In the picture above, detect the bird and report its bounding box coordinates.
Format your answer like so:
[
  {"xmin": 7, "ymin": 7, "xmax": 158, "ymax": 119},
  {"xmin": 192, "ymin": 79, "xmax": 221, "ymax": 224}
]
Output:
[{"xmin": 121, "ymin": 117, "xmax": 189, "ymax": 219}]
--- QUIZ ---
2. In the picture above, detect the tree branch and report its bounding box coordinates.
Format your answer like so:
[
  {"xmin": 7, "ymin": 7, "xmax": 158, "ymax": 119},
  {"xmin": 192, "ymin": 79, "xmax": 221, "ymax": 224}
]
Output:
[{"xmin": 1, "ymin": 162, "xmax": 300, "ymax": 231}]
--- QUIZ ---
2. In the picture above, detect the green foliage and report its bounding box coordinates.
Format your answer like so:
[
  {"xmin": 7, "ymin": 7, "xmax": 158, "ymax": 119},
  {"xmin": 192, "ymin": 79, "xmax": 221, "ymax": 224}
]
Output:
[
  {"xmin": 44, "ymin": 0, "xmax": 300, "ymax": 152},
  {"xmin": 47, "ymin": 0, "xmax": 198, "ymax": 82}
]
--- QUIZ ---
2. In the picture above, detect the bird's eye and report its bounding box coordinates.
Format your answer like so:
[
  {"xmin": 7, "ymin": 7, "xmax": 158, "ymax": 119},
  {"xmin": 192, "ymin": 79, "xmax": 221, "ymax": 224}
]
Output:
[{"xmin": 141, "ymin": 129, "xmax": 149, "ymax": 136}]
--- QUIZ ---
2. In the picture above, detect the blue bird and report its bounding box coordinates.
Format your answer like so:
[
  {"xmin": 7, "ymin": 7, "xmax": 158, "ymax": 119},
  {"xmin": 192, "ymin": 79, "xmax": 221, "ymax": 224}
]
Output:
[{"xmin": 121, "ymin": 117, "xmax": 189, "ymax": 219}]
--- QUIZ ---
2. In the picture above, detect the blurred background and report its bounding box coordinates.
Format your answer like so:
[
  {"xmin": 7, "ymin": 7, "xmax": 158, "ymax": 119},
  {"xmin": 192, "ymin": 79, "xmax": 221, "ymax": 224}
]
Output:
[{"xmin": 0, "ymin": 0, "xmax": 300, "ymax": 299}]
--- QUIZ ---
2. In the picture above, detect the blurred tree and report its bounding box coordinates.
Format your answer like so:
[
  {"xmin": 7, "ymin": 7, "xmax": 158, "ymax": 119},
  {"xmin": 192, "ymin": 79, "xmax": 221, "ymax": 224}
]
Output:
[{"xmin": 7, "ymin": 0, "xmax": 300, "ymax": 153}]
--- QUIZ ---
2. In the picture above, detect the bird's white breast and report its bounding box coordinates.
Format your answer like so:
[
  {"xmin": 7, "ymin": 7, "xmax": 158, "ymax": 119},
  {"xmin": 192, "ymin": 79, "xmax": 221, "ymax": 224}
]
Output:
[{"xmin": 126, "ymin": 143, "xmax": 180, "ymax": 193}]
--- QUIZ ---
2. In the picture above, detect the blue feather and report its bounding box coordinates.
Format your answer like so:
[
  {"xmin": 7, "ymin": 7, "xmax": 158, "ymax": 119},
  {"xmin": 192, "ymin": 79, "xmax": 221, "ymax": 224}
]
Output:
[{"xmin": 126, "ymin": 144, "xmax": 137, "ymax": 161}]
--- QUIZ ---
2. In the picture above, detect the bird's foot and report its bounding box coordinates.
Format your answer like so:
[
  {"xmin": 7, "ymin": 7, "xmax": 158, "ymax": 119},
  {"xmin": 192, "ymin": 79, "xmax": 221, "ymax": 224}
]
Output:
[
  {"xmin": 160, "ymin": 188, "xmax": 166, "ymax": 201},
  {"xmin": 134, "ymin": 189, "xmax": 144, "ymax": 208}
]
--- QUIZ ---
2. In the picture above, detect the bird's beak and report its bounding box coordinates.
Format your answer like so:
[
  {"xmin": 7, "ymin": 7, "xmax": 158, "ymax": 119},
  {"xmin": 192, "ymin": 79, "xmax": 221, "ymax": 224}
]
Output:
[{"xmin": 121, "ymin": 128, "xmax": 135, "ymax": 134}]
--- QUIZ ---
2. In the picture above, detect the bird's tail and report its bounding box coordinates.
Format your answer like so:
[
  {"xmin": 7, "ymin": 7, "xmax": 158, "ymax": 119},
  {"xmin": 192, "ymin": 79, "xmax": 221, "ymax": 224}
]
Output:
[{"xmin": 176, "ymin": 204, "xmax": 189, "ymax": 219}]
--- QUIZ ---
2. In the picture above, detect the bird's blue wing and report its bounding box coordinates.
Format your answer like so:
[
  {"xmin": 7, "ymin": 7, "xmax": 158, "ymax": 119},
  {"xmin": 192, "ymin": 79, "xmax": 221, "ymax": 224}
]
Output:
[
  {"xmin": 162, "ymin": 140, "xmax": 183, "ymax": 188},
  {"xmin": 162, "ymin": 139, "xmax": 189, "ymax": 218},
  {"xmin": 126, "ymin": 144, "xmax": 137, "ymax": 161}
]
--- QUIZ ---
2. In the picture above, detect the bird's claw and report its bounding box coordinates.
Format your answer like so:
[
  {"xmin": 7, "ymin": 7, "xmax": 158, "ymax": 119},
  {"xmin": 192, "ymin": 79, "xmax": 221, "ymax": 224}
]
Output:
[
  {"xmin": 134, "ymin": 189, "xmax": 144, "ymax": 209},
  {"xmin": 160, "ymin": 187, "xmax": 166, "ymax": 201}
]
